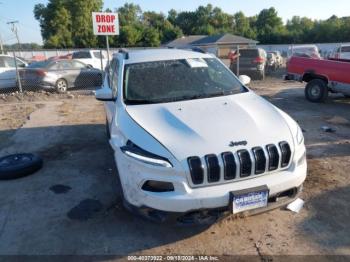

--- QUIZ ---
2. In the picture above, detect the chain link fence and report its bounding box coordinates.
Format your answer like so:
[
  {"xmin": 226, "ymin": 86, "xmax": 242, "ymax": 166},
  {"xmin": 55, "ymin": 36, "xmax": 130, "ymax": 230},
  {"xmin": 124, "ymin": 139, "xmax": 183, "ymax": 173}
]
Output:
[
  {"xmin": 0, "ymin": 48, "xmax": 115, "ymax": 96},
  {"xmin": 1, "ymin": 43, "xmax": 348, "ymax": 98}
]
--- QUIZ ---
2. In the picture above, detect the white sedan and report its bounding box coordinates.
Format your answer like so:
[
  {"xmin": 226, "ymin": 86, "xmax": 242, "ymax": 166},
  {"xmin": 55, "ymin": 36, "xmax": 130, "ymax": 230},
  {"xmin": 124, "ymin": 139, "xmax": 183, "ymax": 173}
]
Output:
[{"xmin": 0, "ymin": 54, "xmax": 27, "ymax": 90}]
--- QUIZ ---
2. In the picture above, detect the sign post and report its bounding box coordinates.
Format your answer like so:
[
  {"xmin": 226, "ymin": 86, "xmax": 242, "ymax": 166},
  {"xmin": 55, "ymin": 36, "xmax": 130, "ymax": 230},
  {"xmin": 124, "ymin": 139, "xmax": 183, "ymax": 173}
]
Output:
[{"xmin": 92, "ymin": 12, "xmax": 119, "ymax": 66}]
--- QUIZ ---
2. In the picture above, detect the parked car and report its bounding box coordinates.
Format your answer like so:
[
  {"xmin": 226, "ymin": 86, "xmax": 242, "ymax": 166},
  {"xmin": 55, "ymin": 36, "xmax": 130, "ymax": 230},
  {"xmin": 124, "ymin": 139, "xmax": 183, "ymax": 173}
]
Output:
[
  {"xmin": 268, "ymin": 51, "xmax": 283, "ymax": 67},
  {"xmin": 72, "ymin": 50, "xmax": 108, "ymax": 70},
  {"xmin": 330, "ymin": 45, "xmax": 350, "ymax": 60},
  {"xmin": 285, "ymin": 56, "xmax": 350, "ymax": 102},
  {"xmin": 95, "ymin": 48, "xmax": 307, "ymax": 224},
  {"xmin": 266, "ymin": 53, "xmax": 278, "ymax": 72},
  {"xmin": 19, "ymin": 59, "xmax": 102, "ymax": 93},
  {"xmin": 48, "ymin": 53, "xmax": 73, "ymax": 61},
  {"xmin": 288, "ymin": 45, "xmax": 321, "ymax": 59},
  {"xmin": 0, "ymin": 54, "xmax": 27, "ymax": 90},
  {"xmin": 230, "ymin": 48, "xmax": 267, "ymax": 80}
]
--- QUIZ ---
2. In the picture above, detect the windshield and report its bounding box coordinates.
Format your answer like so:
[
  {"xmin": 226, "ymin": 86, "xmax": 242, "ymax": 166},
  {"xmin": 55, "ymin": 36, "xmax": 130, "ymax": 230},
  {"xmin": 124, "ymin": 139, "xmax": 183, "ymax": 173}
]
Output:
[{"xmin": 123, "ymin": 58, "xmax": 246, "ymax": 105}]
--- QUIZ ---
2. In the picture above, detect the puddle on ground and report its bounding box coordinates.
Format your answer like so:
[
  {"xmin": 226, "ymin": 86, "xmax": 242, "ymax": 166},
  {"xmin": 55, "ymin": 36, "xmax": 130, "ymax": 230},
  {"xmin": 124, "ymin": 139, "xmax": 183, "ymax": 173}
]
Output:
[
  {"xmin": 67, "ymin": 199, "xmax": 103, "ymax": 221},
  {"xmin": 49, "ymin": 184, "xmax": 72, "ymax": 194}
]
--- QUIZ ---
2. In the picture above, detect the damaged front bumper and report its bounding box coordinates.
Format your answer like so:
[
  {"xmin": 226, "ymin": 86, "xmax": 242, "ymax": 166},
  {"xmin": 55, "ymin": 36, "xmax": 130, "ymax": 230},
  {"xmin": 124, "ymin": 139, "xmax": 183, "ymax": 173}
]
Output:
[{"xmin": 123, "ymin": 185, "xmax": 303, "ymax": 225}]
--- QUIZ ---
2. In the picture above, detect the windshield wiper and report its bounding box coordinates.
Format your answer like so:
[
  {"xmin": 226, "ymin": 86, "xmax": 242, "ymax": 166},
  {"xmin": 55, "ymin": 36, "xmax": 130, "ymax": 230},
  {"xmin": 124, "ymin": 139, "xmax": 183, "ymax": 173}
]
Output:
[{"xmin": 125, "ymin": 99, "xmax": 155, "ymax": 105}]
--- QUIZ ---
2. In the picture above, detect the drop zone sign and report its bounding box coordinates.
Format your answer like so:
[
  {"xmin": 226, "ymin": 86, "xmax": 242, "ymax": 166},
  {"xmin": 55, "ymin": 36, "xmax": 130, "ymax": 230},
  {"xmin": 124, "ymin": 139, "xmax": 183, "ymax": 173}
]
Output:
[{"xmin": 92, "ymin": 12, "xmax": 119, "ymax": 35}]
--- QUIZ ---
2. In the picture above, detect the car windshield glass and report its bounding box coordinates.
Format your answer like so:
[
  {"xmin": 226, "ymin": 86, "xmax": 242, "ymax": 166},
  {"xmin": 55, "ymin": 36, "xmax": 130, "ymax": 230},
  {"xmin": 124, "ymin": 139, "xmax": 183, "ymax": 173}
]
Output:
[
  {"xmin": 124, "ymin": 58, "xmax": 246, "ymax": 105},
  {"xmin": 72, "ymin": 52, "xmax": 91, "ymax": 59}
]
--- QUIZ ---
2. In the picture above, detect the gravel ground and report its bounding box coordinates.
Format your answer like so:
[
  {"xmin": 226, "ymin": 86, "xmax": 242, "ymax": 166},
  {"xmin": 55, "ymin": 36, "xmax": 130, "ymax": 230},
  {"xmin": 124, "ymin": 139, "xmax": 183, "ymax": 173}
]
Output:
[{"xmin": 0, "ymin": 75, "xmax": 349, "ymax": 258}]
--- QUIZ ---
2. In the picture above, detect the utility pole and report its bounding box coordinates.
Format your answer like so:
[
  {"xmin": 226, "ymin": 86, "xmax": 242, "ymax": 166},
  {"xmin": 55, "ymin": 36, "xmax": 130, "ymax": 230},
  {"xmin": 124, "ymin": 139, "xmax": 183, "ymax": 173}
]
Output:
[
  {"xmin": 7, "ymin": 20, "xmax": 21, "ymax": 50},
  {"xmin": 0, "ymin": 2, "xmax": 4, "ymax": 53},
  {"xmin": 0, "ymin": 30, "xmax": 3, "ymax": 54}
]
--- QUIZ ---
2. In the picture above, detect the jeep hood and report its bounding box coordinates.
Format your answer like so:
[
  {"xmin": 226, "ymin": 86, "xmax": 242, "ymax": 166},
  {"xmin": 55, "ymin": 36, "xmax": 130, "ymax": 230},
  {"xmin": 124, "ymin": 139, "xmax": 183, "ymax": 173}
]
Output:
[{"xmin": 125, "ymin": 92, "xmax": 294, "ymax": 160}]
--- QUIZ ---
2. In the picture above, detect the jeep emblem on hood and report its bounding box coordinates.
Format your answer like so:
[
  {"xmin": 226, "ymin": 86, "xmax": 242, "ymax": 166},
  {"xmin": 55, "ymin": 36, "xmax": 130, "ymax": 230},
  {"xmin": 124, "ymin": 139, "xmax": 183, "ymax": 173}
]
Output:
[{"xmin": 229, "ymin": 141, "xmax": 248, "ymax": 147}]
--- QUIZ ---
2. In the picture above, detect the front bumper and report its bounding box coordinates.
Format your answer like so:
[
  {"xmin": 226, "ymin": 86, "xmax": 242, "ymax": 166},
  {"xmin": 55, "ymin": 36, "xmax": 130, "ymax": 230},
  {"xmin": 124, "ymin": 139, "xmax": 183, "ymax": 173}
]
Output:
[{"xmin": 113, "ymin": 143, "xmax": 307, "ymax": 216}]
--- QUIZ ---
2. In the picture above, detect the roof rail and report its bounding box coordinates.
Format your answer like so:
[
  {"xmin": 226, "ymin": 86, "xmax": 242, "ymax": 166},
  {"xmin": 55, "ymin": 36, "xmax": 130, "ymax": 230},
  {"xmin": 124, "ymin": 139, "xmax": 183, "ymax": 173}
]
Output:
[
  {"xmin": 167, "ymin": 46, "xmax": 206, "ymax": 54},
  {"xmin": 190, "ymin": 47, "xmax": 206, "ymax": 54},
  {"xmin": 119, "ymin": 48, "xmax": 129, "ymax": 59}
]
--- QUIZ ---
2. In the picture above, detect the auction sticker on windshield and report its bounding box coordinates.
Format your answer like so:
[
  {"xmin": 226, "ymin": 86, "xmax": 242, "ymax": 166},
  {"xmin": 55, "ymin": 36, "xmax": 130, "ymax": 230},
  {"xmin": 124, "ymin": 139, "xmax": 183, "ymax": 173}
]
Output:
[{"xmin": 230, "ymin": 186, "xmax": 269, "ymax": 214}]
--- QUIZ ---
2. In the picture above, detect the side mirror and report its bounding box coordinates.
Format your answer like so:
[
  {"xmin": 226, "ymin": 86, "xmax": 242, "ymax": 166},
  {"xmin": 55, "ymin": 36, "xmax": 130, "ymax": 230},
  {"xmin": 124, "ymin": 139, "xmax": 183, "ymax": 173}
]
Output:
[
  {"xmin": 239, "ymin": 75, "xmax": 251, "ymax": 86},
  {"xmin": 95, "ymin": 87, "xmax": 114, "ymax": 101}
]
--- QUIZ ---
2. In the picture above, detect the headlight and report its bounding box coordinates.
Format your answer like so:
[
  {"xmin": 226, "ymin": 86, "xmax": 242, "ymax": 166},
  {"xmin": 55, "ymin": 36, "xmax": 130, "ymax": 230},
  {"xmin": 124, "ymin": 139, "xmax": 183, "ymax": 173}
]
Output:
[
  {"xmin": 296, "ymin": 125, "xmax": 304, "ymax": 145},
  {"xmin": 121, "ymin": 140, "xmax": 173, "ymax": 168}
]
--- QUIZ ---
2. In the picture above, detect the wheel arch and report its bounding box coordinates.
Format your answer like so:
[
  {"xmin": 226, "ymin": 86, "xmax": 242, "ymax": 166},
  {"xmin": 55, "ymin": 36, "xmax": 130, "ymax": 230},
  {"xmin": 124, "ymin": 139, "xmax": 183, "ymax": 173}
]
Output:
[{"xmin": 302, "ymin": 70, "xmax": 329, "ymax": 84}]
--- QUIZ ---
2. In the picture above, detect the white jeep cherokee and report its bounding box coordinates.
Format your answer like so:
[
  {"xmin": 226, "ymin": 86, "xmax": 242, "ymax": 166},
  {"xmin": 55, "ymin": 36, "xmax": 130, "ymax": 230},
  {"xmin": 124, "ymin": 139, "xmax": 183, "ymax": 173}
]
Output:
[{"xmin": 96, "ymin": 48, "xmax": 307, "ymax": 224}]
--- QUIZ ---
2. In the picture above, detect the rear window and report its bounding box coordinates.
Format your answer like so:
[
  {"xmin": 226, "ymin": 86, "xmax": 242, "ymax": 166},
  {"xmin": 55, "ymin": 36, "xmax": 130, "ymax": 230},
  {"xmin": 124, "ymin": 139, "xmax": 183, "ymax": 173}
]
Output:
[
  {"xmin": 72, "ymin": 51, "xmax": 92, "ymax": 59},
  {"xmin": 93, "ymin": 51, "xmax": 105, "ymax": 59},
  {"xmin": 27, "ymin": 61, "xmax": 51, "ymax": 68},
  {"xmin": 341, "ymin": 46, "xmax": 350, "ymax": 52},
  {"xmin": 239, "ymin": 49, "xmax": 259, "ymax": 58}
]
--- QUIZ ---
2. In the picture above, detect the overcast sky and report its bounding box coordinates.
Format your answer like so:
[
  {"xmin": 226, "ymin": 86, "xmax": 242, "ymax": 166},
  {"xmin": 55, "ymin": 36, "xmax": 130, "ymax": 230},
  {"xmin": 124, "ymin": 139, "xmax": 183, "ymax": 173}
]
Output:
[{"xmin": 0, "ymin": 0, "xmax": 349, "ymax": 45}]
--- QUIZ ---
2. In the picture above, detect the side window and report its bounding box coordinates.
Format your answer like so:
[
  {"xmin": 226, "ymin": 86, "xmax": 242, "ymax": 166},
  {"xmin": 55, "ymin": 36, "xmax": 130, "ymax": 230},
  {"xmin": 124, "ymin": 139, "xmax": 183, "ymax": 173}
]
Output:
[
  {"xmin": 72, "ymin": 51, "xmax": 91, "ymax": 59},
  {"xmin": 0, "ymin": 58, "xmax": 5, "ymax": 67},
  {"xmin": 4, "ymin": 57, "xmax": 16, "ymax": 67},
  {"xmin": 59, "ymin": 61, "xmax": 73, "ymax": 70},
  {"xmin": 111, "ymin": 60, "xmax": 119, "ymax": 98},
  {"xmin": 50, "ymin": 62, "xmax": 59, "ymax": 70},
  {"xmin": 108, "ymin": 59, "xmax": 118, "ymax": 87},
  {"xmin": 71, "ymin": 61, "xmax": 86, "ymax": 69}
]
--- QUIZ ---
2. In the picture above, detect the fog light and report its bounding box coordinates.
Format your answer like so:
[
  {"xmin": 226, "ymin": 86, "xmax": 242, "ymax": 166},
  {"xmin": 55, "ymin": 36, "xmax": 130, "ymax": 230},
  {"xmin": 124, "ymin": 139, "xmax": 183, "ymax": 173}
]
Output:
[
  {"xmin": 142, "ymin": 180, "xmax": 174, "ymax": 192},
  {"xmin": 297, "ymin": 151, "xmax": 306, "ymax": 166}
]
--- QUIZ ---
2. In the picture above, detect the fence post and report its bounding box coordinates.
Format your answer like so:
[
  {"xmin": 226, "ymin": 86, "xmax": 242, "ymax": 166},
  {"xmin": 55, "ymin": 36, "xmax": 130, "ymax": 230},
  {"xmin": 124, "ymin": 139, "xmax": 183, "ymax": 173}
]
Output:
[
  {"xmin": 13, "ymin": 51, "xmax": 22, "ymax": 93},
  {"xmin": 236, "ymin": 45, "xmax": 240, "ymax": 76},
  {"xmin": 100, "ymin": 49, "xmax": 103, "ymax": 71}
]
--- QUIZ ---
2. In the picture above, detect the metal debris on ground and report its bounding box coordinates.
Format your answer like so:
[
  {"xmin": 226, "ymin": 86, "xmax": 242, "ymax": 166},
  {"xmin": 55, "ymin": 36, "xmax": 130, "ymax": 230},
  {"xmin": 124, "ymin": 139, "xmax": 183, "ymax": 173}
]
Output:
[{"xmin": 286, "ymin": 198, "xmax": 304, "ymax": 213}]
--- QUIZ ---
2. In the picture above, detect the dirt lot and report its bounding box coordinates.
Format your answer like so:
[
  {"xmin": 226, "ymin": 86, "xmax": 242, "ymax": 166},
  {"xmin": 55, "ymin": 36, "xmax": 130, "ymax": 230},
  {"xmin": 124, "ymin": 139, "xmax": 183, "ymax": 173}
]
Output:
[{"xmin": 0, "ymin": 76, "xmax": 349, "ymax": 258}]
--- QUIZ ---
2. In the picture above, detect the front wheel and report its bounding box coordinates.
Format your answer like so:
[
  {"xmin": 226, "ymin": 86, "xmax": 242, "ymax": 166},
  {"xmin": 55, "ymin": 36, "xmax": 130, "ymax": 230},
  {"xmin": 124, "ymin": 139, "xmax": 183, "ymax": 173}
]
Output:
[
  {"xmin": 305, "ymin": 79, "xmax": 328, "ymax": 103},
  {"xmin": 56, "ymin": 78, "xmax": 68, "ymax": 93}
]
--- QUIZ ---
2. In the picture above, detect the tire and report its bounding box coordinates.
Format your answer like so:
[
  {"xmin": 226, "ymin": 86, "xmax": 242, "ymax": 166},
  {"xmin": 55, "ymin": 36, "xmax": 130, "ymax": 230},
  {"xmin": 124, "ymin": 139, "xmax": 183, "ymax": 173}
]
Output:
[
  {"xmin": 343, "ymin": 94, "xmax": 350, "ymax": 98},
  {"xmin": 305, "ymin": 79, "xmax": 328, "ymax": 103},
  {"xmin": 0, "ymin": 153, "xmax": 43, "ymax": 180},
  {"xmin": 56, "ymin": 78, "xmax": 68, "ymax": 93}
]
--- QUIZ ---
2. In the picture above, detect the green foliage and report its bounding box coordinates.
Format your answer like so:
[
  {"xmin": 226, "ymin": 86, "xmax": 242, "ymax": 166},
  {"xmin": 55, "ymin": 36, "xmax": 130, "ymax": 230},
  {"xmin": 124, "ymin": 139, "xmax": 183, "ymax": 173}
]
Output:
[
  {"xmin": 34, "ymin": 0, "xmax": 103, "ymax": 48},
  {"xmin": 34, "ymin": 1, "xmax": 350, "ymax": 48}
]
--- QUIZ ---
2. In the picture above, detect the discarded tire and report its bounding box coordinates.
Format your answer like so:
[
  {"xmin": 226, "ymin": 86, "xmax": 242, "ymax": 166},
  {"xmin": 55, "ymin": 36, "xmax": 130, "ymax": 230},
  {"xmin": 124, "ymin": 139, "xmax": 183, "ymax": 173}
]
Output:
[{"xmin": 0, "ymin": 153, "xmax": 43, "ymax": 180}]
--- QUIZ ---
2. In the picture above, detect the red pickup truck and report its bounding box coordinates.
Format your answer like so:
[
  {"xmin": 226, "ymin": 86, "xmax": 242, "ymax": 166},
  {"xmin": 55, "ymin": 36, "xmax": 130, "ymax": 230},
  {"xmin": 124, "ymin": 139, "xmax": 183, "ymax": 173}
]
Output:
[{"xmin": 285, "ymin": 56, "xmax": 350, "ymax": 102}]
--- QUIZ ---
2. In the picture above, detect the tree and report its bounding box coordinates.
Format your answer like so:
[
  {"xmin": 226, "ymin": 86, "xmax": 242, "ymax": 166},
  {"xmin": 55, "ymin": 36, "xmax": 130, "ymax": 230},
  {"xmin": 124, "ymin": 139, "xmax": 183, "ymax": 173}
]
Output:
[
  {"xmin": 255, "ymin": 8, "xmax": 285, "ymax": 43},
  {"xmin": 34, "ymin": 0, "xmax": 103, "ymax": 48},
  {"xmin": 119, "ymin": 25, "xmax": 142, "ymax": 47},
  {"xmin": 69, "ymin": 0, "xmax": 103, "ymax": 47},
  {"xmin": 142, "ymin": 27, "xmax": 161, "ymax": 47},
  {"xmin": 34, "ymin": 0, "xmax": 73, "ymax": 48},
  {"xmin": 233, "ymin": 12, "xmax": 256, "ymax": 39}
]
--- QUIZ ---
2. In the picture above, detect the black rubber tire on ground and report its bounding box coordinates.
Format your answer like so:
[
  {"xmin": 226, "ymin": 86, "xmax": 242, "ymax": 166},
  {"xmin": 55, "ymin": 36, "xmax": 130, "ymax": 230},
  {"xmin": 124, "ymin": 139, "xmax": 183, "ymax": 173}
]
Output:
[
  {"xmin": 343, "ymin": 94, "xmax": 350, "ymax": 98},
  {"xmin": 56, "ymin": 78, "xmax": 68, "ymax": 93},
  {"xmin": 305, "ymin": 79, "xmax": 328, "ymax": 103},
  {"xmin": 0, "ymin": 153, "xmax": 43, "ymax": 180}
]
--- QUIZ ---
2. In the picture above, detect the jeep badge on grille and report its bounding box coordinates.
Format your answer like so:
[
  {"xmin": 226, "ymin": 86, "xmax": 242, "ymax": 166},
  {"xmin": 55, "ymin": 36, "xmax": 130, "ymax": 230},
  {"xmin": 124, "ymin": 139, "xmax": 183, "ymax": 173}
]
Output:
[{"xmin": 229, "ymin": 141, "xmax": 248, "ymax": 147}]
